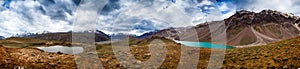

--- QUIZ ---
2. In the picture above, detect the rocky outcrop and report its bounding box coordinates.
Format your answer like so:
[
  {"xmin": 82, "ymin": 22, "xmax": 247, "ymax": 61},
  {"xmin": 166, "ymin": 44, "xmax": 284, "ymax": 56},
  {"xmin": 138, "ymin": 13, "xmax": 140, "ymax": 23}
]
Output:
[{"xmin": 225, "ymin": 9, "xmax": 299, "ymax": 25}]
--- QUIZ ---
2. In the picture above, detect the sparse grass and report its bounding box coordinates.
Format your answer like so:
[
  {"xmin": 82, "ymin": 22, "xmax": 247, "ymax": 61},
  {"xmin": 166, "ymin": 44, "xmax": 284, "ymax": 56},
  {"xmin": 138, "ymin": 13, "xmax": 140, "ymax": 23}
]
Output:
[
  {"xmin": 1, "ymin": 36, "xmax": 300, "ymax": 68},
  {"xmin": 224, "ymin": 36, "xmax": 300, "ymax": 68},
  {"xmin": 95, "ymin": 36, "xmax": 300, "ymax": 68},
  {"xmin": 0, "ymin": 37, "xmax": 71, "ymax": 48}
]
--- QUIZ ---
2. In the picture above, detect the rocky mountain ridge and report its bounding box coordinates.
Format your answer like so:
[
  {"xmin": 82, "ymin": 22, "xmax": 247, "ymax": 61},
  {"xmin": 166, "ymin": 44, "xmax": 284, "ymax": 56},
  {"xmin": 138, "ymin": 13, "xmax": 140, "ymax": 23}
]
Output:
[
  {"xmin": 20, "ymin": 30, "xmax": 110, "ymax": 42},
  {"xmin": 139, "ymin": 10, "xmax": 300, "ymax": 46}
]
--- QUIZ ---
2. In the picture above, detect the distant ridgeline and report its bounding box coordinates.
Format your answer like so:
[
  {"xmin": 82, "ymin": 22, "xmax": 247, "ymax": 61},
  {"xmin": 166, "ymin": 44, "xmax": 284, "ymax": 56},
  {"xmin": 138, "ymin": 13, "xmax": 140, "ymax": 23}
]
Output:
[
  {"xmin": 14, "ymin": 30, "xmax": 110, "ymax": 42},
  {"xmin": 0, "ymin": 36, "xmax": 5, "ymax": 40}
]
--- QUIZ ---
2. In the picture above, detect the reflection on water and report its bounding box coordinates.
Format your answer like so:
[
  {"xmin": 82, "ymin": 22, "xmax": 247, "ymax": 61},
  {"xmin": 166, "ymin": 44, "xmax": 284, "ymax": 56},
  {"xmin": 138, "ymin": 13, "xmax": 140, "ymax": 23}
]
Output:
[
  {"xmin": 37, "ymin": 45, "xmax": 84, "ymax": 54},
  {"xmin": 174, "ymin": 40, "xmax": 234, "ymax": 49}
]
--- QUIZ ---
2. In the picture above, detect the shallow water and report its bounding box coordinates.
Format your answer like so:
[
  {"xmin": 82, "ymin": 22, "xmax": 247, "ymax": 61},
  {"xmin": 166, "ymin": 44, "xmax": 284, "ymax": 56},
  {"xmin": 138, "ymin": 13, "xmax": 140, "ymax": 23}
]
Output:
[
  {"xmin": 37, "ymin": 45, "xmax": 84, "ymax": 54},
  {"xmin": 174, "ymin": 40, "xmax": 234, "ymax": 49}
]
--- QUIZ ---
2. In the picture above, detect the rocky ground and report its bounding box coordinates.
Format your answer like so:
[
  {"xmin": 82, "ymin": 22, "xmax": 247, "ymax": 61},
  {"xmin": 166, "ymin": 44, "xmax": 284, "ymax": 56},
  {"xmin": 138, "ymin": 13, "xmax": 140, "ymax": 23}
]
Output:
[{"xmin": 0, "ymin": 45, "xmax": 76, "ymax": 69}]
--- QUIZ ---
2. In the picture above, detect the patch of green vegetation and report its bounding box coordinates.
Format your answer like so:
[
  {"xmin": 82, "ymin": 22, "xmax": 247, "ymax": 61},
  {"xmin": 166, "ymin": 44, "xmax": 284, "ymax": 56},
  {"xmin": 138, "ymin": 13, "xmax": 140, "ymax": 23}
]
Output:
[
  {"xmin": 227, "ymin": 26, "xmax": 244, "ymax": 38},
  {"xmin": 239, "ymin": 35, "xmax": 257, "ymax": 45},
  {"xmin": 265, "ymin": 24, "xmax": 282, "ymax": 38},
  {"xmin": 253, "ymin": 26, "xmax": 264, "ymax": 33}
]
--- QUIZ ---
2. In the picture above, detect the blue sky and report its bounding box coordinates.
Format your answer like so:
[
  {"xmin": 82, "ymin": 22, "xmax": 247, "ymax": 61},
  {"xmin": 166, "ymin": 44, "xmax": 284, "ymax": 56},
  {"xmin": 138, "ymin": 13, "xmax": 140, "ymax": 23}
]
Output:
[{"xmin": 0, "ymin": 0, "xmax": 300, "ymax": 37}]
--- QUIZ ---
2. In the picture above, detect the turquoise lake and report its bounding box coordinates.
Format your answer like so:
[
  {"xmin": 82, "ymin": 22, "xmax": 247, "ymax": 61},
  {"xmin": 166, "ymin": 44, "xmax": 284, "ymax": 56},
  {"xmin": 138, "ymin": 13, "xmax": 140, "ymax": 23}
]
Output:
[{"xmin": 174, "ymin": 40, "xmax": 234, "ymax": 49}]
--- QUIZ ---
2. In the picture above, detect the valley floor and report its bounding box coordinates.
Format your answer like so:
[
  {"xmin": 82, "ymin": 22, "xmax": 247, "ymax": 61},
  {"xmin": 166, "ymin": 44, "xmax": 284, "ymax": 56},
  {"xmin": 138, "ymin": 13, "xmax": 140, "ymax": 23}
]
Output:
[{"xmin": 0, "ymin": 37, "xmax": 300, "ymax": 68}]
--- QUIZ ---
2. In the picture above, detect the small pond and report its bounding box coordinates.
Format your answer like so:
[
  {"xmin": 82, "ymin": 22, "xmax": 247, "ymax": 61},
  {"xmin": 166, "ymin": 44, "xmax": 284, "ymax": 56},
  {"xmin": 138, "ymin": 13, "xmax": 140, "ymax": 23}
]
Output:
[{"xmin": 37, "ymin": 45, "xmax": 84, "ymax": 54}]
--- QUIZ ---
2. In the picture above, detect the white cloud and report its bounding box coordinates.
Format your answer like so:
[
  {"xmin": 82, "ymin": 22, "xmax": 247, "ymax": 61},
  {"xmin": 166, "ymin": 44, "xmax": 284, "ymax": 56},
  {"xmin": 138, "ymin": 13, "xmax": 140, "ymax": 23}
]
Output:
[
  {"xmin": 219, "ymin": 2, "xmax": 229, "ymax": 11},
  {"xmin": 98, "ymin": 0, "xmax": 185, "ymax": 35},
  {"xmin": 239, "ymin": 0, "xmax": 300, "ymax": 15},
  {"xmin": 3, "ymin": 0, "xmax": 300, "ymax": 37},
  {"xmin": 0, "ymin": 0, "xmax": 237, "ymax": 37},
  {"xmin": 97, "ymin": 0, "xmax": 237, "ymax": 35},
  {"xmin": 0, "ymin": 9, "xmax": 72, "ymax": 37},
  {"xmin": 197, "ymin": 0, "xmax": 214, "ymax": 6},
  {"xmin": 249, "ymin": 0, "xmax": 292, "ymax": 12},
  {"xmin": 0, "ymin": 0, "xmax": 75, "ymax": 37}
]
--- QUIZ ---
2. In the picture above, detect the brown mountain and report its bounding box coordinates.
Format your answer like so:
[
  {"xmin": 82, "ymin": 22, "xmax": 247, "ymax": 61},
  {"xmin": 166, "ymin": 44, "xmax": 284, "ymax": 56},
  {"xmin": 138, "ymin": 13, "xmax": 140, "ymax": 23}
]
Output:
[
  {"xmin": 25, "ymin": 30, "xmax": 110, "ymax": 42},
  {"xmin": 139, "ymin": 10, "xmax": 300, "ymax": 46}
]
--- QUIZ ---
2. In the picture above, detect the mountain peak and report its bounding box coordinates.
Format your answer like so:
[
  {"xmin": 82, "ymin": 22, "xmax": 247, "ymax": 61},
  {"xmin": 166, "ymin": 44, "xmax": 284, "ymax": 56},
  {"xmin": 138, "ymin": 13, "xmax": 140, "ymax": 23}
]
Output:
[
  {"xmin": 235, "ymin": 9, "xmax": 291, "ymax": 15},
  {"xmin": 236, "ymin": 10, "xmax": 254, "ymax": 14},
  {"xmin": 260, "ymin": 9, "xmax": 279, "ymax": 14},
  {"xmin": 259, "ymin": 9, "xmax": 297, "ymax": 19},
  {"xmin": 225, "ymin": 9, "xmax": 300, "ymax": 25}
]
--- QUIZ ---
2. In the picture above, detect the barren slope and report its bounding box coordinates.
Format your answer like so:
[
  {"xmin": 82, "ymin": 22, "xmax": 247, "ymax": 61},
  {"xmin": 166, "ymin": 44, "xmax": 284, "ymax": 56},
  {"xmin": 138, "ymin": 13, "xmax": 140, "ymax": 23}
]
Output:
[{"xmin": 139, "ymin": 10, "xmax": 300, "ymax": 46}]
